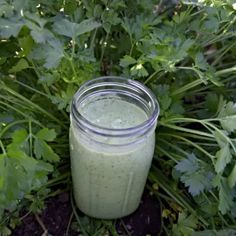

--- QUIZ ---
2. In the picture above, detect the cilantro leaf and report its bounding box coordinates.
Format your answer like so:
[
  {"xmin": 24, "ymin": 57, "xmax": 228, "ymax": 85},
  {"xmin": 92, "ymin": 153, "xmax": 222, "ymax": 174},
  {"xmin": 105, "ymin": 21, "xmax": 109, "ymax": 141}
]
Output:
[
  {"xmin": 175, "ymin": 153, "xmax": 213, "ymax": 196},
  {"xmin": 213, "ymin": 176, "xmax": 234, "ymax": 214},
  {"xmin": 228, "ymin": 164, "xmax": 236, "ymax": 188},
  {"xmin": 214, "ymin": 144, "xmax": 232, "ymax": 173},
  {"xmin": 53, "ymin": 18, "xmax": 101, "ymax": 38},
  {"xmin": 218, "ymin": 102, "xmax": 236, "ymax": 133},
  {"xmin": 175, "ymin": 153, "xmax": 199, "ymax": 174}
]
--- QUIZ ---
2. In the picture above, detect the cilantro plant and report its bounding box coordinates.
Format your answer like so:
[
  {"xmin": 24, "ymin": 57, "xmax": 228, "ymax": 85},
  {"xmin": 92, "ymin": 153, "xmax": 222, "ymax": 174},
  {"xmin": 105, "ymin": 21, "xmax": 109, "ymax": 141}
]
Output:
[{"xmin": 0, "ymin": 0, "xmax": 236, "ymax": 235}]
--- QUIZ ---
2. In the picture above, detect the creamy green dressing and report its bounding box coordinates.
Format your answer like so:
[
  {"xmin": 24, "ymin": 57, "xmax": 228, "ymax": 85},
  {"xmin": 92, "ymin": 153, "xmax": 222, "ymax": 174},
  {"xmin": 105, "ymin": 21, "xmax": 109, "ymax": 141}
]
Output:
[{"xmin": 70, "ymin": 97, "xmax": 155, "ymax": 219}]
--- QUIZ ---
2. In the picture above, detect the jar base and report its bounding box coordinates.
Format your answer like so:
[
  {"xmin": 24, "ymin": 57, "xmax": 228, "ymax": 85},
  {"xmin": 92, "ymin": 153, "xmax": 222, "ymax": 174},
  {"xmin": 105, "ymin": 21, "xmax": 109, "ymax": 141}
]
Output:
[{"xmin": 77, "ymin": 205, "xmax": 140, "ymax": 220}]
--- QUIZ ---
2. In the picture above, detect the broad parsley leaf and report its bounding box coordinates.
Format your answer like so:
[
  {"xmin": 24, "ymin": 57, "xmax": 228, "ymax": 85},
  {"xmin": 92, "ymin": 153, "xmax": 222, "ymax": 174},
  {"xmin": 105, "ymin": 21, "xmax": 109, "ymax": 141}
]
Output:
[
  {"xmin": 18, "ymin": 35, "xmax": 34, "ymax": 56},
  {"xmin": 120, "ymin": 55, "xmax": 136, "ymax": 67},
  {"xmin": 9, "ymin": 58, "xmax": 29, "ymax": 73},
  {"xmin": 214, "ymin": 143, "xmax": 232, "ymax": 173},
  {"xmin": 130, "ymin": 63, "xmax": 148, "ymax": 77},
  {"xmin": 24, "ymin": 13, "xmax": 54, "ymax": 44},
  {"xmin": 34, "ymin": 128, "xmax": 59, "ymax": 162},
  {"xmin": 11, "ymin": 129, "xmax": 28, "ymax": 144},
  {"xmin": 53, "ymin": 18, "xmax": 101, "ymax": 38},
  {"xmin": 0, "ymin": 16, "xmax": 25, "ymax": 38},
  {"xmin": 30, "ymin": 39, "xmax": 64, "ymax": 68},
  {"xmin": 0, "ymin": 1, "xmax": 13, "ymax": 17},
  {"xmin": 36, "ymin": 128, "xmax": 56, "ymax": 142},
  {"xmin": 34, "ymin": 139, "xmax": 59, "ymax": 162},
  {"xmin": 175, "ymin": 153, "xmax": 213, "ymax": 196}
]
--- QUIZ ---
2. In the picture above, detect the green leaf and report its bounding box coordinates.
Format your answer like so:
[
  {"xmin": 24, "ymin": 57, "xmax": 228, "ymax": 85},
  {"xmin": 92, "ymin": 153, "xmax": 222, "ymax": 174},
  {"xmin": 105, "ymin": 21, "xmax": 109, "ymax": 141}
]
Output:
[
  {"xmin": 53, "ymin": 18, "xmax": 101, "ymax": 38},
  {"xmin": 0, "ymin": 1, "xmax": 13, "ymax": 17},
  {"xmin": 221, "ymin": 116, "xmax": 236, "ymax": 133},
  {"xmin": 30, "ymin": 39, "xmax": 64, "ymax": 68},
  {"xmin": 36, "ymin": 128, "xmax": 56, "ymax": 142},
  {"xmin": 130, "ymin": 63, "xmax": 148, "ymax": 77},
  {"xmin": 214, "ymin": 144, "xmax": 232, "ymax": 173},
  {"xmin": 18, "ymin": 35, "xmax": 34, "ymax": 56},
  {"xmin": 0, "ymin": 17, "xmax": 25, "ymax": 38},
  {"xmin": 218, "ymin": 102, "xmax": 236, "ymax": 133},
  {"xmin": 34, "ymin": 139, "xmax": 59, "ymax": 162},
  {"xmin": 194, "ymin": 52, "xmax": 208, "ymax": 71},
  {"xmin": 7, "ymin": 149, "xmax": 37, "ymax": 174},
  {"xmin": 219, "ymin": 180, "xmax": 233, "ymax": 214},
  {"xmin": 228, "ymin": 164, "xmax": 236, "ymax": 188},
  {"xmin": 120, "ymin": 55, "xmax": 136, "ymax": 67},
  {"xmin": 214, "ymin": 130, "xmax": 228, "ymax": 148},
  {"xmin": 172, "ymin": 212, "xmax": 198, "ymax": 236},
  {"xmin": 213, "ymin": 177, "xmax": 234, "ymax": 214},
  {"xmin": 175, "ymin": 153, "xmax": 198, "ymax": 174},
  {"xmin": 8, "ymin": 59, "xmax": 29, "ymax": 73},
  {"xmin": 11, "ymin": 129, "xmax": 28, "ymax": 144},
  {"xmin": 175, "ymin": 154, "xmax": 213, "ymax": 196},
  {"xmin": 206, "ymin": 93, "xmax": 219, "ymax": 113}
]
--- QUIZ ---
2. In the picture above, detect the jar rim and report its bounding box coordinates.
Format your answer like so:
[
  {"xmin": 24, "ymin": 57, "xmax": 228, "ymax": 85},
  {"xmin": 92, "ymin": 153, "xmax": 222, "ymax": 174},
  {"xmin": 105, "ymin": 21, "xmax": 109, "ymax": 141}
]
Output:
[{"xmin": 71, "ymin": 76, "xmax": 160, "ymax": 137}]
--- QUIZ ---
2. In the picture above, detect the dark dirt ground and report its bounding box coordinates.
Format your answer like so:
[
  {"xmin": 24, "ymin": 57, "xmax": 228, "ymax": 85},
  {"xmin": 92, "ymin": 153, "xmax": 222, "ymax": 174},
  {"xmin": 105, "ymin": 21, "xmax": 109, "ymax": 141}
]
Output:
[{"xmin": 12, "ymin": 190, "xmax": 161, "ymax": 236}]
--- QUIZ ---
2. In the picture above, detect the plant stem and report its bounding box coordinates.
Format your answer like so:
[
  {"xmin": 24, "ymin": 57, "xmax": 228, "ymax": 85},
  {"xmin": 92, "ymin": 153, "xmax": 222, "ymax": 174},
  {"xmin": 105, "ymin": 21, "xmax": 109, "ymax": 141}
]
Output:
[
  {"xmin": 2, "ymin": 85, "xmax": 67, "ymax": 129},
  {"xmin": 0, "ymin": 140, "xmax": 6, "ymax": 155},
  {"xmin": 29, "ymin": 118, "xmax": 33, "ymax": 157},
  {"xmin": 159, "ymin": 121, "xmax": 214, "ymax": 138},
  {"xmin": 171, "ymin": 78, "xmax": 204, "ymax": 96}
]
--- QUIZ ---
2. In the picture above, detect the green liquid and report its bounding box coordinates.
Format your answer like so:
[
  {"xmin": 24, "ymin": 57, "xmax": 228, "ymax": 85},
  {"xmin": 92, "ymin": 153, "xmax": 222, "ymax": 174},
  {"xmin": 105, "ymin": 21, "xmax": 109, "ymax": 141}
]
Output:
[{"xmin": 70, "ymin": 97, "xmax": 155, "ymax": 219}]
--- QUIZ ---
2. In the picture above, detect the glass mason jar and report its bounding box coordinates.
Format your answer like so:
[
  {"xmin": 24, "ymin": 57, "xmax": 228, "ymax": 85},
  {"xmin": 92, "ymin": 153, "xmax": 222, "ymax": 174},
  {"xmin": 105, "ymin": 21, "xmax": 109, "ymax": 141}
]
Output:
[{"xmin": 70, "ymin": 76, "xmax": 159, "ymax": 219}]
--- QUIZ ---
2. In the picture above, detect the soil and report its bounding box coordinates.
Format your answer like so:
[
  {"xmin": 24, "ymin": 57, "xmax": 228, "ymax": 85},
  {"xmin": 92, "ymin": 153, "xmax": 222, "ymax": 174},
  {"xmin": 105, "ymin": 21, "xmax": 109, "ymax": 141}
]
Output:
[{"xmin": 12, "ymin": 190, "xmax": 161, "ymax": 236}]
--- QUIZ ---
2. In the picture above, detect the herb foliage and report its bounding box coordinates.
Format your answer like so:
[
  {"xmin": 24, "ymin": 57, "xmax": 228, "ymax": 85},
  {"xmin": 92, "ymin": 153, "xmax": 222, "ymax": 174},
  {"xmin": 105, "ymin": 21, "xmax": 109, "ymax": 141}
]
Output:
[{"xmin": 0, "ymin": 0, "xmax": 236, "ymax": 235}]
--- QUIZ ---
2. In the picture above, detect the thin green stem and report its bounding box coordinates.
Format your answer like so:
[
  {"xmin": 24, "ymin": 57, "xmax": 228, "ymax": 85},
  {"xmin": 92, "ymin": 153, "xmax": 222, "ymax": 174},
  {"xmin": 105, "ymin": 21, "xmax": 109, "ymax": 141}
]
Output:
[
  {"xmin": 29, "ymin": 119, "xmax": 33, "ymax": 157},
  {"xmin": 0, "ymin": 140, "xmax": 6, "ymax": 155},
  {"xmin": 212, "ymin": 41, "xmax": 236, "ymax": 66},
  {"xmin": 215, "ymin": 66, "xmax": 236, "ymax": 76},
  {"xmin": 144, "ymin": 70, "xmax": 164, "ymax": 85},
  {"xmin": 70, "ymin": 191, "xmax": 88, "ymax": 236},
  {"xmin": 159, "ymin": 133, "xmax": 214, "ymax": 160},
  {"xmin": 100, "ymin": 32, "xmax": 109, "ymax": 63},
  {"xmin": 156, "ymin": 145, "xmax": 179, "ymax": 163},
  {"xmin": 65, "ymin": 212, "xmax": 74, "ymax": 236},
  {"xmin": 2, "ymin": 85, "xmax": 67, "ymax": 129},
  {"xmin": 159, "ymin": 121, "xmax": 214, "ymax": 138},
  {"xmin": 149, "ymin": 169, "xmax": 208, "ymax": 227},
  {"xmin": 15, "ymin": 80, "xmax": 48, "ymax": 97},
  {"xmin": 171, "ymin": 78, "xmax": 204, "ymax": 96},
  {"xmin": 158, "ymin": 138, "xmax": 189, "ymax": 155},
  {"xmin": 0, "ymin": 100, "xmax": 30, "ymax": 119},
  {"xmin": 0, "ymin": 119, "xmax": 43, "ymax": 139}
]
